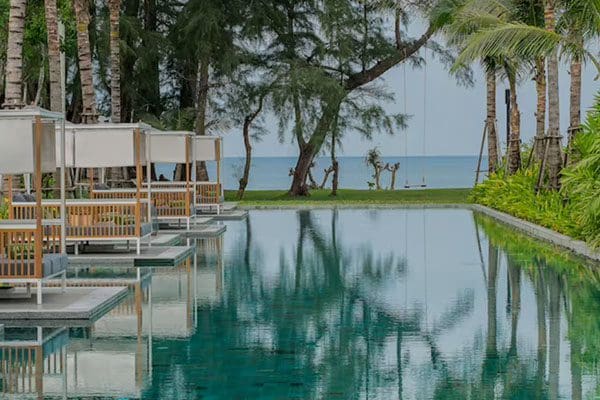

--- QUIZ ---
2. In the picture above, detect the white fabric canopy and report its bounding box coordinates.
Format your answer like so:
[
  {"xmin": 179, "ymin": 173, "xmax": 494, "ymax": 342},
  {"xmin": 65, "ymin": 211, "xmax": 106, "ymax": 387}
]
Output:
[
  {"xmin": 0, "ymin": 109, "xmax": 60, "ymax": 174},
  {"xmin": 193, "ymin": 136, "xmax": 222, "ymax": 162},
  {"xmin": 148, "ymin": 131, "xmax": 192, "ymax": 163},
  {"xmin": 57, "ymin": 123, "xmax": 151, "ymax": 168}
]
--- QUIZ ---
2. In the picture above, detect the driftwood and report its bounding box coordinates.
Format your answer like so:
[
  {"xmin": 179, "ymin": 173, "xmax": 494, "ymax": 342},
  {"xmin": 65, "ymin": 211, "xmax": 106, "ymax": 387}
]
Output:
[{"xmin": 384, "ymin": 162, "xmax": 400, "ymax": 190}]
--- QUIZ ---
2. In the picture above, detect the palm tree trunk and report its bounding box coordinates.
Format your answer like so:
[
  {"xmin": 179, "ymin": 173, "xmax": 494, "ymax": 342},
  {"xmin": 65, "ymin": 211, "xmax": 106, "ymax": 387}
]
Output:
[
  {"xmin": 507, "ymin": 73, "xmax": 521, "ymax": 174},
  {"xmin": 44, "ymin": 0, "xmax": 61, "ymax": 112},
  {"xmin": 485, "ymin": 68, "xmax": 499, "ymax": 173},
  {"xmin": 535, "ymin": 58, "xmax": 546, "ymax": 162},
  {"xmin": 3, "ymin": 0, "xmax": 26, "ymax": 108},
  {"xmin": 108, "ymin": 0, "xmax": 124, "ymax": 186},
  {"xmin": 73, "ymin": 0, "xmax": 98, "ymax": 123},
  {"xmin": 544, "ymin": 0, "xmax": 562, "ymax": 190},
  {"xmin": 568, "ymin": 37, "xmax": 582, "ymax": 147},
  {"xmin": 2, "ymin": 0, "xmax": 26, "ymax": 201}
]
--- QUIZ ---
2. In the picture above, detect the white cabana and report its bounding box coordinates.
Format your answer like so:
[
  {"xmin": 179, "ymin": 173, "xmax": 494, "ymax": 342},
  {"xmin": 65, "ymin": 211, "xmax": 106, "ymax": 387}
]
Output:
[
  {"xmin": 0, "ymin": 108, "xmax": 67, "ymax": 304},
  {"xmin": 8, "ymin": 122, "xmax": 154, "ymax": 255},
  {"xmin": 57, "ymin": 122, "xmax": 149, "ymax": 169}
]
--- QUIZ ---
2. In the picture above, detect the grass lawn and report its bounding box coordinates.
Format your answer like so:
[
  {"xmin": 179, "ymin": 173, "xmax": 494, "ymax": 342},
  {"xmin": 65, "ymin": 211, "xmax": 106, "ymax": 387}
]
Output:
[{"xmin": 225, "ymin": 188, "xmax": 472, "ymax": 206}]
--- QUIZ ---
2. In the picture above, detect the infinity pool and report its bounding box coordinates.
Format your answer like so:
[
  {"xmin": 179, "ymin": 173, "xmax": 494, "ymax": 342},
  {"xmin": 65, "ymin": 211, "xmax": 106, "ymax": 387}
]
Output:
[{"xmin": 2, "ymin": 208, "xmax": 600, "ymax": 399}]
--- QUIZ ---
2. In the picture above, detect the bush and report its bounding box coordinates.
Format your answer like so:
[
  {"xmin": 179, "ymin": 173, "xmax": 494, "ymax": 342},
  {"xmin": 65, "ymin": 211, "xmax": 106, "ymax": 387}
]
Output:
[
  {"xmin": 561, "ymin": 97, "xmax": 600, "ymax": 247},
  {"xmin": 470, "ymin": 168, "xmax": 579, "ymax": 239}
]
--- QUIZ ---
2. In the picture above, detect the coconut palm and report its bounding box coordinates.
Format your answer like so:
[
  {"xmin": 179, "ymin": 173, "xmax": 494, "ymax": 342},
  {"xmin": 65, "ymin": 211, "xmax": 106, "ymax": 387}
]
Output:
[
  {"xmin": 108, "ymin": 0, "xmax": 124, "ymax": 186},
  {"xmin": 44, "ymin": 0, "xmax": 61, "ymax": 113},
  {"xmin": 3, "ymin": 0, "xmax": 27, "ymax": 109},
  {"xmin": 451, "ymin": 0, "xmax": 599, "ymax": 186},
  {"xmin": 73, "ymin": 0, "xmax": 97, "ymax": 123}
]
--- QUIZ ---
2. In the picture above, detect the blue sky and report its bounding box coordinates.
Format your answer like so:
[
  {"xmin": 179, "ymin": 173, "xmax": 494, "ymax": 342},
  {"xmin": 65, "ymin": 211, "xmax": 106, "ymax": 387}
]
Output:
[{"xmin": 223, "ymin": 39, "xmax": 599, "ymax": 158}]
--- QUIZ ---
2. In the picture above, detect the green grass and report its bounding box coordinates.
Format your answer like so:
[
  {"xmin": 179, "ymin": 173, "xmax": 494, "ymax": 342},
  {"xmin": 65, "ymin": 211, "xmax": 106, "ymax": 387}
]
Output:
[{"xmin": 225, "ymin": 188, "xmax": 472, "ymax": 206}]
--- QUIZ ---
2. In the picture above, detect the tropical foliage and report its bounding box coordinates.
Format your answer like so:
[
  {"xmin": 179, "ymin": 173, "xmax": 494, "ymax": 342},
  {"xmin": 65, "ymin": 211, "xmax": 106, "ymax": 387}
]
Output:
[{"xmin": 472, "ymin": 93, "xmax": 600, "ymax": 247}]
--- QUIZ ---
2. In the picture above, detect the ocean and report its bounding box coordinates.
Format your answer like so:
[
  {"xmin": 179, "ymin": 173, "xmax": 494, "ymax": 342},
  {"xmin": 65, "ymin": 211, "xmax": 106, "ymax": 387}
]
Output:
[{"xmin": 156, "ymin": 156, "xmax": 485, "ymax": 190}]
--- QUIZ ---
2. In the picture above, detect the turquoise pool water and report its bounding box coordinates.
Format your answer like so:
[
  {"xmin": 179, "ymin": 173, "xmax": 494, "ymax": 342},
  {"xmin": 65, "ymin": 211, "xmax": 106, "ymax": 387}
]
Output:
[{"xmin": 2, "ymin": 208, "xmax": 600, "ymax": 399}]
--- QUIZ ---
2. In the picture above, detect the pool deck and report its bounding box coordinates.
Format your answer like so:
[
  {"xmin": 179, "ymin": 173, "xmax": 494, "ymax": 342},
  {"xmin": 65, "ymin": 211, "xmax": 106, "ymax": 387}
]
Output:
[
  {"xmin": 0, "ymin": 286, "xmax": 128, "ymax": 321},
  {"xmin": 197, "ymin": 202, "xmax": 248, "ymax": 220},
  {"xmin": 68, "ymin": 244, "xmax": 196, "ymax": 267},
  {"xmin": 160, "ymin": 224, "xmax": 227, "ymax": 238}
]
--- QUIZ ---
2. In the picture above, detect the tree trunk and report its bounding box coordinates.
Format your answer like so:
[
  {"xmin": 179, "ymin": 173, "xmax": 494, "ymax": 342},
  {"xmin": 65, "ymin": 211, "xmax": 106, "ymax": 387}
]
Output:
[
  {"xmin": 237, "ymin": 119, "xmax": 252, "ymax": 199},
  {"xmin": 507, "ymin": 74, "xmax": 521, "ymax": 174},
  {"xmin": 195, "ymin": 57, "xmax": 210, "ymax": 179},
  {"xmin": 534, "ymin": 58, "xmax": 546, "ymax": 162},
  {"xmin": 568, "ymin": 38, "xmax": 582, "ymax": 146},
  {"xmin": 45, "ymin": 0, "xmax": 61, "ymax": 112},
  {"xmin": 330, "ymin": 119, "xmax": 339, "ymax": 196},
  {"xmin": 108, "ymin": 0, "xmax": 124, "ymax": 186},
  {"xmin": 485, "ymin": 68, "xmax": 499, "ymax": 173},
  {"xmin": 289, "ymin": 97, "xmax": 343, "ymax": 196},
  {"xmin": 290, "ymin": 144, "xmax": 316, "ymax": 196},
  {"xmin": 544, "ymin": 1, "xmax": 562, "ymax": 190},
  {"xmin": 73, "ymin": 0, "xmax": 98, "ymax": 123},
  {"xmin": 3, "ymin": 0, "xmax": 26, "ymax": 108}
]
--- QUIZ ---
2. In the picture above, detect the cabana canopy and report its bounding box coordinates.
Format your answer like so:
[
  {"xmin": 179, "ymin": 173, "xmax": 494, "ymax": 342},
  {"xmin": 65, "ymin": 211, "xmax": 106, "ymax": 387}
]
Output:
[
  {"xmin": 148, "ymin": 131, "xmax": 193, "ymax": 163},
  {"xmin": 193, "ymin": 135, "xmax": 222, "ymax": 162},
  {"xmin": 57, "ymin": 122, "xmax": 152, "ymax": 168},
  {"xmin": 0, "ymin": 108, "xmax": 62, "ymax": 174}
]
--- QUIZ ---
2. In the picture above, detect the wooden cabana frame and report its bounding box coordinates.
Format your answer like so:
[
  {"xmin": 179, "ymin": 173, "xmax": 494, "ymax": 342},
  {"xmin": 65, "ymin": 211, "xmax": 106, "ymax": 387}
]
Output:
[
  {"xmin": 193, "ymin": 135, "xmax": 223, "ymax": 215},
  {"xmin": 10, "ymin": 123, "xmax": 153, "ymax": 255},
  {"xmin": 92, "ymin": 131, "xmax": 198, "ymax": 229},
  {"xmin": 0, "ymin": 108, "xmax": 67, "ymax": 304}
]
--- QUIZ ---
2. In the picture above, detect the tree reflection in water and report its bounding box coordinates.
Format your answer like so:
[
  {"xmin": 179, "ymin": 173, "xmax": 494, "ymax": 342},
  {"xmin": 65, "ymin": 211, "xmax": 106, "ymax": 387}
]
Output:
[{"xmin": 144, "ymin": 210, "xmax": 600, "ymax": 399}]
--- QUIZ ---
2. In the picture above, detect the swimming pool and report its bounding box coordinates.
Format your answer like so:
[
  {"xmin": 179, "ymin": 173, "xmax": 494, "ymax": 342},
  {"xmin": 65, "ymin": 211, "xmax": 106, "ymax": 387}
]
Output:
[{"xmin": 2, "ymin": 208, "xmax": 598, "ymax": 399}]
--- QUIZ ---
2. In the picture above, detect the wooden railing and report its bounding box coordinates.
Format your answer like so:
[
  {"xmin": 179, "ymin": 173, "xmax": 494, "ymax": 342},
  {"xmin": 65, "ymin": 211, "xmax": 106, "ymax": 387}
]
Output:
[
  {"xmin": 94, "ymin": 188, "xmax": 192, "ymax": 219},
  {"xmin": 196, "ymin": 182, "xmax": 221, "ymax": 206},
  {"xmin": 10, "ymin": 200, "xmax": 149, "ymax": 240},
  {"xmin": 142, "ymin": 181, "xmax": 222, "ymax": 206},
  {"xmin": 0, "ymin": 222, "xmax": 61, "ymax": 280}
]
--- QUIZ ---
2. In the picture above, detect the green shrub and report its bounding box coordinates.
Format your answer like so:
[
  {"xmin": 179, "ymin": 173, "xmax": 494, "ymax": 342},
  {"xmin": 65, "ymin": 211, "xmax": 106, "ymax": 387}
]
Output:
[
  {"xmin": 470, "ymin": 168, "xmax": 579, "ymax": 239},
  {"xmin": 561, "ymin": 97, "xmax": 600, "ymax": 247}
]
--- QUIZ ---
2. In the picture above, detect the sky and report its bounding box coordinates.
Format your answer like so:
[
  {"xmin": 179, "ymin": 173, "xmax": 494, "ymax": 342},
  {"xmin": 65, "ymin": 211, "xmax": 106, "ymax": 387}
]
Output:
[{"xmin": 222, "ymin": 34, "xmax": 600, "ymax": 158}]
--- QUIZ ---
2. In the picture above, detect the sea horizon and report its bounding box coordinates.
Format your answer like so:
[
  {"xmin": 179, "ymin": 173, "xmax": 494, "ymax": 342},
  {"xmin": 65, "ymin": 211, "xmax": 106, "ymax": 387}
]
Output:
[{"xmin": 157, "ymin": 155, "xmax": 487, "ymax": 190}]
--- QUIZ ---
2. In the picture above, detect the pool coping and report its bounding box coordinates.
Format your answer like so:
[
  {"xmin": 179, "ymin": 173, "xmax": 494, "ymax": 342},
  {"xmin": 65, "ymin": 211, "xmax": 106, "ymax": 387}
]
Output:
[{"xmin": 240, "ymin": 203, "xmax": 600, "ymax": 262}]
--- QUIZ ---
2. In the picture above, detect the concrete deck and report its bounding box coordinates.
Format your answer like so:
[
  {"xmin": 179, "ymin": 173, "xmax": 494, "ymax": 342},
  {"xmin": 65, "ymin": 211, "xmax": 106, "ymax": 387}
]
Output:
[
  {"xmin": 161, "ymin": 224, "xmax": 227, "ymax": 238},
  {"xmin": 68, "ymin": 245, "xmax": 195, "ymax": 267},
  {"xmin": 0, "ymin": 286, "xmax": 128, "ymax": 321},
  {"xmin": 202, "ymin": 209, "xmax": 248, "ymax": 221},
  {"xmin": 157, "ymin": 217, "xmax": 213, "ymax": 230}
]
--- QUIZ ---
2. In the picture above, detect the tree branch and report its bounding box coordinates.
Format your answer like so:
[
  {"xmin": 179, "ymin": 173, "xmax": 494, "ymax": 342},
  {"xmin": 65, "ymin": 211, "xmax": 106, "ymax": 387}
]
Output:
[{"xmin": 346, "ymin": 25, "xmax": 434, "ymax": 91}]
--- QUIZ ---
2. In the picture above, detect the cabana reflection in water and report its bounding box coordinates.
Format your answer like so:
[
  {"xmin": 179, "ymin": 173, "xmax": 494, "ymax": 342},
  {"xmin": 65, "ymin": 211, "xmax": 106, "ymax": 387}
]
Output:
[{"xmin": 0, "ymin": 235, "xmax": 224, "ymax": 398}]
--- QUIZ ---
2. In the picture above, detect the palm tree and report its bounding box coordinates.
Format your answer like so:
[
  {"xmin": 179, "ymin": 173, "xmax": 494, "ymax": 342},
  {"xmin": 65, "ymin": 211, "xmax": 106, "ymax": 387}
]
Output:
[
  {"xmin": 2, "ymin": 0, "xmax": 26, "ymax": 199},
  {"xmin": 3, "ymin": 0, "xmax": 26, "ymax": 109},
  {"xmin": 44, "ymin": 0, "xmax": 61, "ymax": 113},
  {"xmin": 108, "ymin": 0, "xmax": 124, "ymax": 186},
  {"xmin": 544, "ymin": 0, "xmax": 562, "ymax": 190},
  {"xmin": 505, "ymin": 62, "xmax": 522, "ymax": 173},
  {"xmin": 73, "ymin": 0, "xmax": 98, "ymax": 123},
  {"xmin": 484, "ymin": 62, "xmax": 500, "ymax": 173}
]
